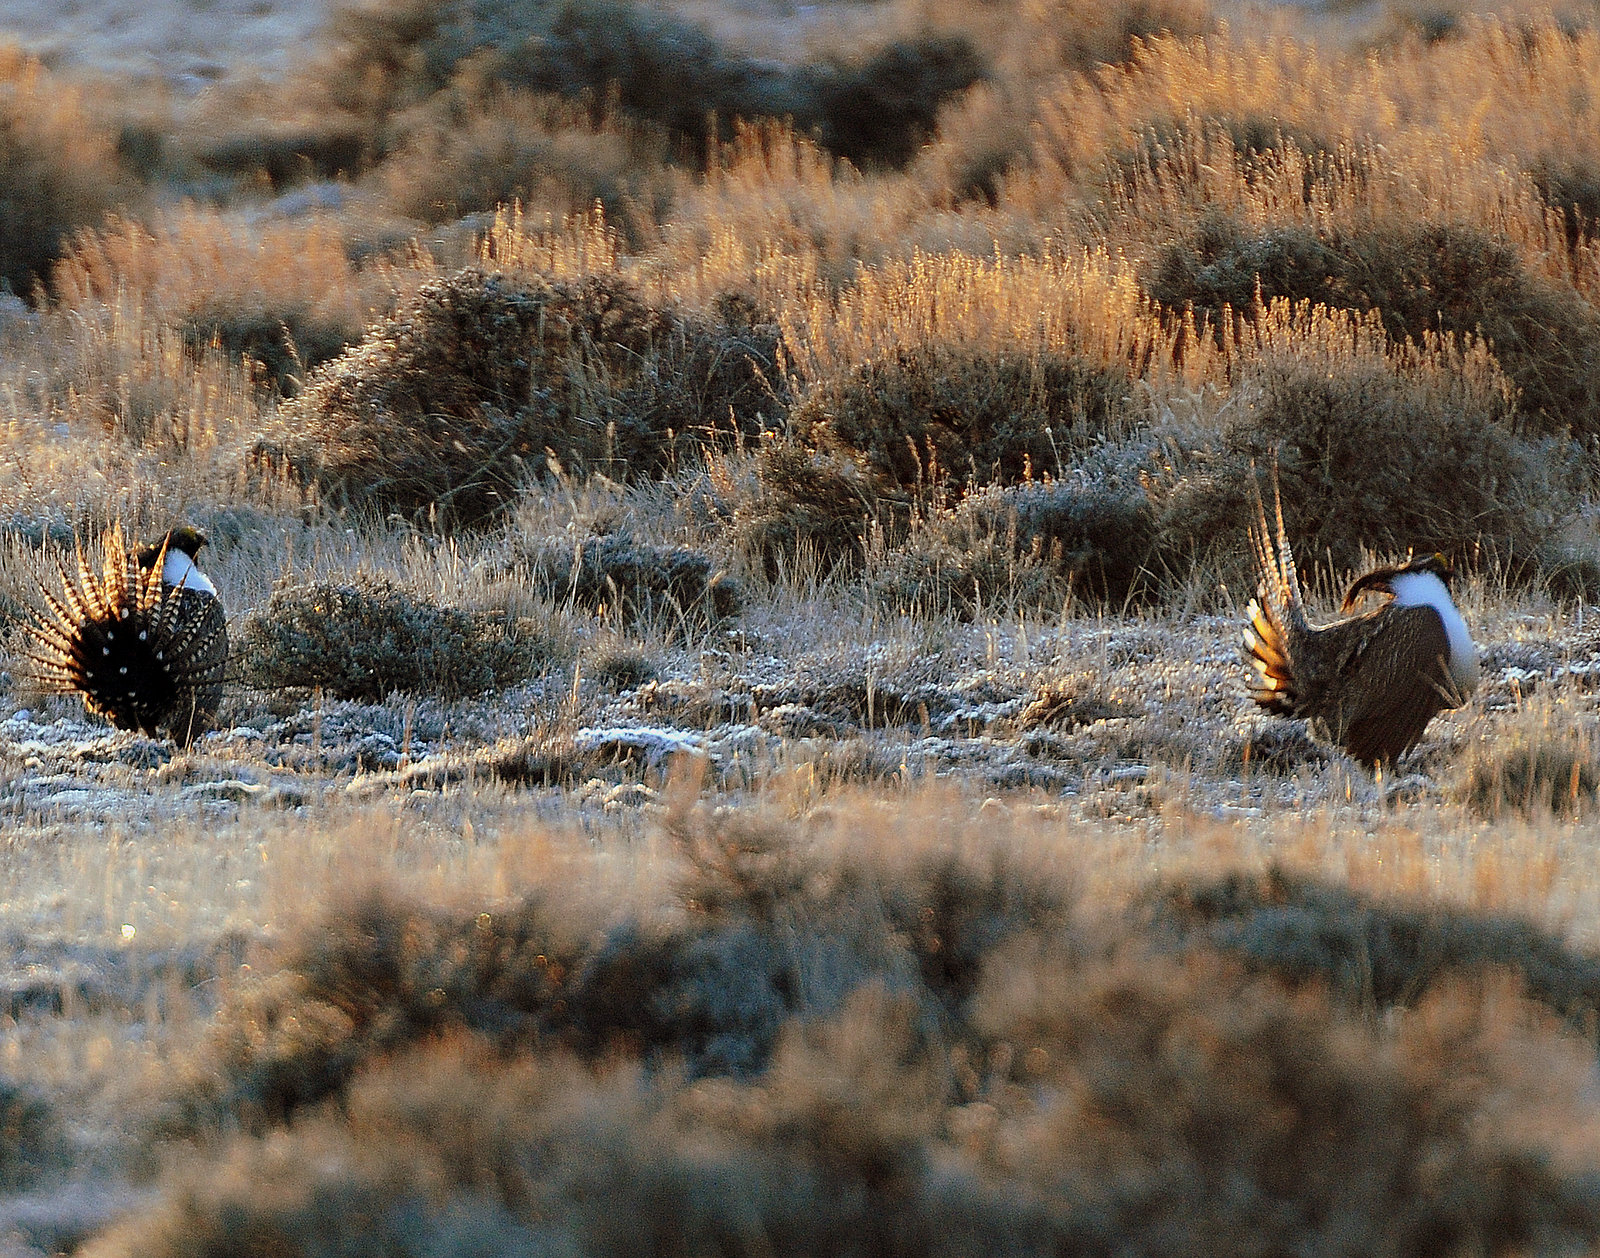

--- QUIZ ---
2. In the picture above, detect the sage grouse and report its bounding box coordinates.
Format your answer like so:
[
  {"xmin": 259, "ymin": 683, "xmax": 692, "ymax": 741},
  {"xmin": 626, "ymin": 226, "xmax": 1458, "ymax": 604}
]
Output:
[
  {"xmin": 14, "ymin": 525, "xmax": 228, "ymax": 745},
  {"xmin": 1241, "ymin": 484, "xmax": 1478, "ymax": 767}
]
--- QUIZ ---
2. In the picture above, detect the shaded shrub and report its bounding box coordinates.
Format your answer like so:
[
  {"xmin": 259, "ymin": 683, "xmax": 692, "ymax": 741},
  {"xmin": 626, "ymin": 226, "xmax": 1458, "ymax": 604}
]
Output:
[
  {"xmin": 793, "ymin": 346, "xmax": 1131, "ymax": 495},
  {"xmin": 178, "ymin": 890, "xmax": 580, "ymax": 1132},
  {"xmin": 240, "ymin": 574, "xmax": 544, "ymax": 701},
  {"xmin": 1530, "ymin": 156, "xmax": 1600, "ymax": 250},
  {"xmin": 179, "ymin": 306, "xmax": 354, "ymax": 395},
  {"xmin": 272, "ymin": 268, "xmax": 781, "ymax": 525},
  {"xmin": 1458, "ymin": 706, "xmax": 1600, "ymax": 819},
  {"xmin": 185, "ymin": 123, "xmax": 370, "ymax": 191},
  {"xmin": 728, "ymin": 441, "xmax": 893, "ymax": 577},
  {"xmin": 1147, "ymin": 214, "xmax": 1343, "ymax": 318},
  {"xmin": 1144, "ymin": 865, "xmax": 1600, "ymax": 1030},
  {"xmin": 1156, "ymin": 347, "xmax": 1564, "ymax": 577},
  {"xmin": 376, "ymin": 89, "xmax": 671, "ymax": 226},
  {"xmin": 1150, "ymin": 214, "xmax": 1600, "ymax": 437},
  {"xmin": 874, "ymin": 478, "xmax": 1161, "ymax": 617},
  {"xmin": 0, "ymin": 1077, "xmax": 65, "ymax": 1189},
  {"xmin": 170, "ymin": 813, "xmax": 1076, "ymax": 1136},
  {"xmin": 124, "ymin": 948, "xmax": 1600, "ymax": 1258},
  {"xmin": 0, "ymin": 49, "xmax": 123, "ymax": 296},
  {"xmin": 498, "ymin": 0, "xmax": 802, "ymax": 162},
  {"xmin": 973, "ymin": 948, "xmax": 1600, "ymax": 1258},
  {"xmin": 590, "ymin": 644, "xmax": 661, "ymax": 689},
  {"xmin": 517, "ymin": 530, "xmax": 743, "ymax": 625},
  {"xmin": 321, "ymin": 0, "xmax": 981, "ymax": 171}
]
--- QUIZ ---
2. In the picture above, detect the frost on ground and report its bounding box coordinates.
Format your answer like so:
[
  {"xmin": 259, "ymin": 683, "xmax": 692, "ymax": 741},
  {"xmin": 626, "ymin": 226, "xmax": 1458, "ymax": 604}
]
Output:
[
  {"xmin": 0, "ymin": 0, "xmax": 327, "ymax": 91},
  {"xmin": 1, "ymin": 594, "xmax": 1593, "ymax": 834}
]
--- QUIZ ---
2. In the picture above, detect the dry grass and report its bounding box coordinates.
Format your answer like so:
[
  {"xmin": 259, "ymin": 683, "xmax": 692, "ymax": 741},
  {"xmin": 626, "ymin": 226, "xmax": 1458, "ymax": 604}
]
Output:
[
  {"xmin": 7, "ymin": 3, "xmax": 1600, "ymax": 1250},
  {"xmin": 0, "ymin": 46, "xmax": 125, "ymax": 297}
]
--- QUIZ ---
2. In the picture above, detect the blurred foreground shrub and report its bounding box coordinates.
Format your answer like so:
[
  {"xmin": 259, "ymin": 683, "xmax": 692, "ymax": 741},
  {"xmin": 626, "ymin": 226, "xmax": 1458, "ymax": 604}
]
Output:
[{"xmin": 127, "ymin": 814, "xmax": 1600, "ymax": 1256}]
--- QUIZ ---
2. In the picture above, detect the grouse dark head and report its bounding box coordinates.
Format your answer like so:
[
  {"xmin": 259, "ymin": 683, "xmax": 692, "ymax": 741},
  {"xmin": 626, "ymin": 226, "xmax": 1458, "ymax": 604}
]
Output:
[
  {"xmin": 12, "ymin": 526, "xmax": 228, "ymax": 746},
  {"xmin": 137, "ymin": 525, "xmax": 208, "ymax": 569},
  {"xmin": 1340, "ymin": 552, "xmax": 1454, "ymax": 611}
]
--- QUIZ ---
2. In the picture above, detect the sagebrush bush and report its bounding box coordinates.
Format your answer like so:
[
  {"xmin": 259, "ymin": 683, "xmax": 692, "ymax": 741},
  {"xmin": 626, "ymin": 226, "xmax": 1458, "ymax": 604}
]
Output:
[
  {"xmin": 1145, "ymin": 865, "xmax": 1600, "ymax": 1029},
  {"xmin": 517, "ymin": 530, "xmax": 742, "ymax": 625},
  {"xmin": 240, "ymin": 573, "xmax": 544, "ymax": 701},
  {"xmin": 1155, "ymin": 340, "xmax": 1566, "ymax": 578},
  {"xmin": 793, "ymin": 346, "xmax": 1131, "ymax": 495},
  {"xmin": 1458, "ymin": 705, "xmax": 1600, "ymax": 819},
  {"xmin": 166, "ymin": 812, "xmax": 1077, "ymax": 1136},
  {"xmin": 272, "ymin": 268, "xmax": 781, "ymax": 525},
  {"xmin": 1150, "ymin": 214, "xmax": 1600, "ymax": 437},
  {"xmin": 804, "ymin": 35, "xmax": 986, "ymax": 171},
  {"xmin": 321, "ymin": 0, "xmax": 981, "ymax": 171},
  {"xmin": 972, "ymin": 949, "xmax": 1600, "ymax": 1258},
  {"xmin": 127, "ymin": 944, "xmax": 1600, "ymax": 1257},
  {"xmin": 0, "ymin": 48, "xmax": 123, "ymax": 296},
  {"xmin": 727, "ymin": 441, "xmax": 893, "ymax": 576},
  {"xmin": 874, "ymin": 479, "xmax": 1161, "ymax": 617},
  {"xmin": 376, "ymin": 89, "xmax": 671, "ymax": 227},
  {"xmin": 182, "ymin": 122, "xmax": 370, "ymax": 192}
]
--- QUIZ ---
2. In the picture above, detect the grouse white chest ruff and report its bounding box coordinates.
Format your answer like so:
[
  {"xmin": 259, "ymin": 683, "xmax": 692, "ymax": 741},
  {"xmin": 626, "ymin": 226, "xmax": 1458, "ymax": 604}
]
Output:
[
  {"xmin": 1387, "ymin": 570, "xmax": 1479, "ymax": 694},
  {"xmin": 1241, "ymin": 479, "xmax": 1476, "ymax": 767},
  {"xmin": 162, "ymin": 548, "xmax": 218, "ymax": 598}
]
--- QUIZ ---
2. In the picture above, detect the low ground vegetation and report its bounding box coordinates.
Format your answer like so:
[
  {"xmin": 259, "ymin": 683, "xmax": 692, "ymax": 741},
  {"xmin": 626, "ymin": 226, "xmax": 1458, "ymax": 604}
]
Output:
[
  {"xmin": 88, "ymin": 811, "xmax": 1600, "ymax": 1257},
  {"xmin": 2, "ymin": 0, "xmax": 1600, "ymax": 1251}
]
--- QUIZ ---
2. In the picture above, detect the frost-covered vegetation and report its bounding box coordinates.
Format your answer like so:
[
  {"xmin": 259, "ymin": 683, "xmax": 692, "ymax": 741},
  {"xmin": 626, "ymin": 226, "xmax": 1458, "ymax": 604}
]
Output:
[{"xmin": 3, "ymin": 0, "xmax": 1600, "ymax": 1251}]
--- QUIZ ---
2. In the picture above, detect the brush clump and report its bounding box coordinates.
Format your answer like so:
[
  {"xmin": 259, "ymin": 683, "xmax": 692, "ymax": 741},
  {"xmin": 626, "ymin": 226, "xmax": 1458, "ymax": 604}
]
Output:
[
  {"xmin": 791, "ymin": 345, "xmax": 1131, "ymax": 496},
  {"xmin": 320, "ymin": 0, "xmax": 983, "ymax": 171},
  {"xmin": 270, "ymin": 268, "xmax": 781, "ymax": 527},
  {"xmin": 1153, "ymin": 343, "xmax": 1566, "ymax": 579},
  {"xmin": 125, "ymin": 817, "xmax": 1600, "ymax": 1258},
  {"xmin": 515, "ymin": 530, "xmax": 743, "ymax": 626},
  {"xmin": 239, "ymin": 573, "xmax": 544, "ymax": 702},
  {"xmin": 1143, "ymin": 865, "xmax": 1600, "ymax": 1028},
  {"xmin": 726, "ymin": 441, "xmax": 891, "ymax": 577},
  {"xmin": 1458, "ymin": 706, "xmax": 1600, "ymax": 819},
  {"xmin": 874, "ymin": 478, "xmax": 1161, "ymax": 617},
  {"xmin": 1150, "ymin": 213, "xmax": 1600, "ymax": 438}
]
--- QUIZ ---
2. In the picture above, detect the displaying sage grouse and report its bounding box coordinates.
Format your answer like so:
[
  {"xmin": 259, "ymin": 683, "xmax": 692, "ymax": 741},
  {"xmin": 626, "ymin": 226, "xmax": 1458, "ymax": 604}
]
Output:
[
  {"xmin": 1242, "ymin": 483, "xmax": 1478, "ymax": 767},
  {"xmin": 14, "ymin": 525, "xmax": 228, "ymax": 745}
]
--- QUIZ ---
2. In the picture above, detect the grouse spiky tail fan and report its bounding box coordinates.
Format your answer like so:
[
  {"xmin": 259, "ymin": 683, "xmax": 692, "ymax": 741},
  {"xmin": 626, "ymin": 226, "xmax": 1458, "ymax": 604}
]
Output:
[
  {"xmin": 11, "ymin": 526, "xmax": 228, "ymax": 745},
  {"xmin": 1242, "ymin": 471, "xmax": 1308, "ymax": 717},
  {"xmin": 1240, "ymin": 467, "xmax": 1478, "ymax": 768}
]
